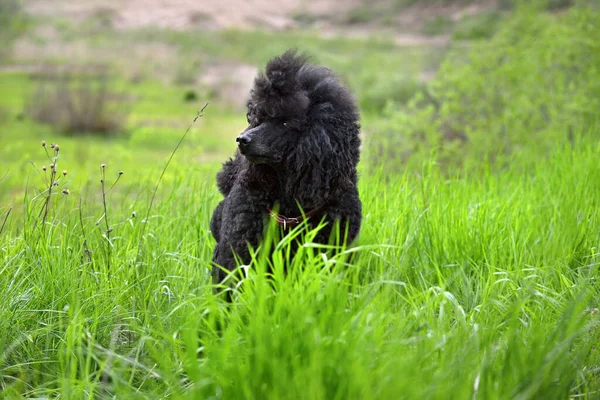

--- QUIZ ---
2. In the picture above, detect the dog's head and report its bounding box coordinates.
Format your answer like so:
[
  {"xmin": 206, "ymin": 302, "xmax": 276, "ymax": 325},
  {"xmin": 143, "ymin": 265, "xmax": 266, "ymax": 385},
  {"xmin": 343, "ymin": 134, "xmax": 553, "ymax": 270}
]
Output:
[
  {"xmin": 237, "ymin": 50, "xmax": 360, "ymax": 200},
  {"xmin": 236, "ymin": 50, "xmax": 310, "ymax": 164}
]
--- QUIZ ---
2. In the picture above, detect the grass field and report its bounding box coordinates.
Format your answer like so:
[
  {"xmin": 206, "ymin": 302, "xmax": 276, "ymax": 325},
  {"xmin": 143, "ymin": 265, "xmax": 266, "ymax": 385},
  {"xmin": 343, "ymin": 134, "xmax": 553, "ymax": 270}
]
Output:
[
  {"xmin": 1, "ymin": 2, "xmax": 600, "ymax": 399},
  {"xmin": 1, "ymin": 134, "xmax": 599, "ymax": 398}
]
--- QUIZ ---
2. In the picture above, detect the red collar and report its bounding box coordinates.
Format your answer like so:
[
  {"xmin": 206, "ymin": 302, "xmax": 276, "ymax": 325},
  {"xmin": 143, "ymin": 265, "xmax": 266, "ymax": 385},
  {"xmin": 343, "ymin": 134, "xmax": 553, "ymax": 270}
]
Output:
[{"xmin": 267, "ymin": 203, "xmax": 326, "ymax": 229}]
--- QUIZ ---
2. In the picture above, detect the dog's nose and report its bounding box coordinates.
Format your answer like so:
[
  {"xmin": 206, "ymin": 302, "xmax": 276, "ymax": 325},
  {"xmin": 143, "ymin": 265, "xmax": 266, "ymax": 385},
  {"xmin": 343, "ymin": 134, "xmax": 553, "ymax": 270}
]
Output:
[{"xmin": 236, "ymin": 134, "xmax": 251, "ymax": 146}]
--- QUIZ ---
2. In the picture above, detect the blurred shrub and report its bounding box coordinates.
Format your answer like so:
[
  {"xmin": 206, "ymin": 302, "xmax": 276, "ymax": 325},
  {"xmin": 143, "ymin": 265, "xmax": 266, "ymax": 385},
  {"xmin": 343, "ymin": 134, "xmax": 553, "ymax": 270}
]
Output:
[
  {"xmin": 0, "ymin": 106, "xmax": 8, "ymax": 124},
  {"xmin": 26, "ymin": 67, "xmax": 132, "ymax": 136},
  {"xmin": 0, "ymin": 0, "xmax": 28, "ymax": 61},
  {"xmin": 291, "ymin": 11, "xmax": 321, "ymax": 27},
  {"xmin": 393, "ymin": 0, "xmax": 477, "ymax": 6},
  {"xmin": 452, "ymin": 11, "xmax": 505, "ymax": 40},
  {"xmin": 345, "ymin": 6, "xmax": 378, "ymax": 25},
  {"xmin": 396, "ymin": 0, "xmax": 574, "ymax": 7},
  {"xmin": 369, "ymin": 5, "xmax": 600, "ymax": 170},
  {"xmin": 360, "ymin": 76, "xmax": 426, "ymax": 114},
  {"xmin": 499, "ymin": 0, "xmax": 575, "ymax": 9},
  {"xmin": 174, "ymin": 58, "xmax": 201, "ymax": 85},
  {"xmin": 183, "ymin": 89, "xmax": 198, "ymax": 102},
  {"xmin": 423, "ymin": 12, "xmax": 505, "ymax": 40},
  {"xmin": 422, "ymin": 16, "xmax": 455, "ymax": 36},
  {"xmin": 89, "ymin": 7, "xmax": 116, "ymax": 29}
]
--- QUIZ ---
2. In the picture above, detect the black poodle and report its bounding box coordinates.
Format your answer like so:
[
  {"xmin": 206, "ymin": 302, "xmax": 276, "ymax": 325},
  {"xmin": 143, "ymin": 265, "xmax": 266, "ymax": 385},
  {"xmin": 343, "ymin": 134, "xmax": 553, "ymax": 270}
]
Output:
[{"xmin": 210, "ymin": 50, "xmax": 362, "ymax": 289}]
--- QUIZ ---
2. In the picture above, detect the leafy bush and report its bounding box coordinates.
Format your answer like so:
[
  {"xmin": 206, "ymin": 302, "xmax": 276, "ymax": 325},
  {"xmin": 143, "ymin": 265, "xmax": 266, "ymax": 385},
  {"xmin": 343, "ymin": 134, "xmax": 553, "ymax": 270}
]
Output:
[
  {"xmin": 422, "ymin": 16, "xmax": 455, "ymax": 36},
  {"xmin": 173, "ymin": 57, "xmax": 201, "ymax": 85},
  {"xmin": 360, "ymin": 75, "xmax": 426, "ymax": 114},
  {"xmin": 369, "ymin": 5, "xmax": 600, "ymax": 170},
  {"xmin": 393, "ymin": 0, "xmax": 477, "ymax": 6},
  {"xmin": 26, "ymin": 68, "xmax": 132, "ymax": 136},
  {"xmin": 183, "ymin": 88, "xmax": 199, "ymax": 102},
  {"xmin": 344, "ymin": 6, "xmax": 378, "ymax": 24},
  {"xmin": 499, "ymin": 0, "xmax": 575, "ymax": 9},
  {"xmin": 451, "ymin": 11, "xmax": 505, "ymax": 40},
  {"xmin": 396, "ymin": 0, "xmax": 574, "ymax": 7}
]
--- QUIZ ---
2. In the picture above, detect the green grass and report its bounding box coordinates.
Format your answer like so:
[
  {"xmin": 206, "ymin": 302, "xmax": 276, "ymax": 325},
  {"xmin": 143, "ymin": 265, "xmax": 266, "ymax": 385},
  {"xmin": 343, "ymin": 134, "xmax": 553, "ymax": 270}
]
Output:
[{"xmin": 0, "ymin": 131, "xmax": 599, "ymax": 398}]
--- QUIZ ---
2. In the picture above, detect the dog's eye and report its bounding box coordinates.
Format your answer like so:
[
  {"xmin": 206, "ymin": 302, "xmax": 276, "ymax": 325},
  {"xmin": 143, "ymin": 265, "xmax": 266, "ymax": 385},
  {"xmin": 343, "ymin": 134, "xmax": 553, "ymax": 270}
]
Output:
[
  {"xmin": 246, "ymin": 113, "xmax": 251, "ymax": 123},
  {"xmin": 282, "ymin": 122, "xmax": 288, "ymax": 127}
]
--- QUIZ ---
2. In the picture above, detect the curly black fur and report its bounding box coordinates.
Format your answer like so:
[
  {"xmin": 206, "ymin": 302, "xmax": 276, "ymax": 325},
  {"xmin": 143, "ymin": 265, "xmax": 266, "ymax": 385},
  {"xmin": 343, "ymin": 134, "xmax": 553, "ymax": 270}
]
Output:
[{"xmin": 210, "ymin": 50, "xmax": 362, "ymax": 289}]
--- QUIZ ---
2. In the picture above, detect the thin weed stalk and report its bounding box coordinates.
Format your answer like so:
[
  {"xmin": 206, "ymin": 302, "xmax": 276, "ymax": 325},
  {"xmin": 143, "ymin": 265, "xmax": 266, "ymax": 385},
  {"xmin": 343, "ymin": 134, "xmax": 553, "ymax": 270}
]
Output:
[
  {"xmin": 97, "ymin": 164, "xmax": 123, "ymax": 274},
  {"xmin": 135, "ymin": 103, "xmax": 208, "ymax": 265},
  {"xmin": 0, "ymin": 207, "xmax": 11, "ymax": 236},
  {"xmin": 39, "ymin": 142, "xmax": 60, "ymax": 230},
  {"xmin": 99, "ymin": 164, "xmax": 111, "ymax": 272},
  {"xmin": 78, "ymin": 198, "xmax": 92, "ymax": 265}
]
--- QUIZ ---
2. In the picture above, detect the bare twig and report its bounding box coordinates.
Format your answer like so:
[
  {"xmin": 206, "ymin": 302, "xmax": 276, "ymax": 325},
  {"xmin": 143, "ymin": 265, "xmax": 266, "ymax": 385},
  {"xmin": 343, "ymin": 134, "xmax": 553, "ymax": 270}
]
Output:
[
  {"xmin": 100, "ymin": 164, "xmax": 111, "ymax": 272},
  {"xmin": 78, "ymin": 198, "xmax": 92, "ymax": 265},
  {"xmin": 136, "ymin": 103, "xmax": 208, "ymax": 263},
  {"xmin": 107, "ymin": 171, "xmax": 123, "ymax": 193},
  {"xmin": 39, "ymin": 145, "xmax": 60, "ymax": 231}
]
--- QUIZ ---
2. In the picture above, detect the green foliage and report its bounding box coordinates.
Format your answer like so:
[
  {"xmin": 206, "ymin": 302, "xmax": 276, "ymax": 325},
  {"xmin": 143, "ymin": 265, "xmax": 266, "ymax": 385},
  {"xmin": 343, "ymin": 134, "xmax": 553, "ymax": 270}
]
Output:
[
  {"xmin": 291, "ymin": 11, "xmax": 322, "ymax": 27},
  {"xmin": 393, "ymin": 0, "xmax": 477, "ymax": 6},
  {"xmin": 423, "ymin": 12, "xmax": 505, "ymax": 39},
  {"xmin": 395, "ymin": 0, "xmax": 574, "ymax": 7},
  {"xmin": 0, "ymin": 0, "xmax": 28, "ymax": 61},
  {"xmin": 451, "ymin": 11, "xmax": 505, "ymax": 40},
  {"xmin": 371, "ymin": 5, "xmax": 600, "ymax": 169},
  {"xmin": 361, "ymin": 76, "xmax": 426, "ymax": 113},
  {"xmin": 345, "ymin": 6, "xmax": 378, "ymax": 24},
  {"xmin": 422, "ymin": 16, "xmax": 455, "ymax": 36},
  {"xmin": 0, "ymin": 135, "xmax": 599, "ymax": 397},
  {"xmin": 173, "ymin": 57, "xmax": 201, "ymax": 86},
  {"xmin": 499, "ymin": 0, "xmax": 575, "ymax": 9},
  {"xmin": 183, "ymin": 89, "xmax": 199, "ymax": 103}
]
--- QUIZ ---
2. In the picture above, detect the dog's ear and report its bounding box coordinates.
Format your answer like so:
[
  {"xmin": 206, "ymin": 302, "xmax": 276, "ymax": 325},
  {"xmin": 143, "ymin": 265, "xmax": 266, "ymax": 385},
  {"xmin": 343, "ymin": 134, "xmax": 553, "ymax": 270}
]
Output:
[
  {"xmin": 285, "ymin": 120, "xmax": 357, "ymax": 205},
  {"xmin": 265, "ymin": 50, "xmax": 308, "ymax": 94}
]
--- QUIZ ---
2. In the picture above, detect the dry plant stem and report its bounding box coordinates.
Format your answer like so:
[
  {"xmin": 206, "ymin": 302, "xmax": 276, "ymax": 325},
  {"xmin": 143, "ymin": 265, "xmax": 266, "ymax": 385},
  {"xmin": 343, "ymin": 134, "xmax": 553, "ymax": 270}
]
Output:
[
  {"xmin": 108, "ymin": 173, "xmax": 122, "ymax": 193},
  {"xmin": 136, "ymin": 103, "xmax": 209, "ymax": 263},
  {"xmin": 40, "ymin": 147, "xmax": 59, "ymax": 231},
  {"xmin": 100, "ymin": 166, "xmax": 111, "ymax": 272},
  {"xmin": 78, "ymin": 198, "xmax": 92, "ymax": 264}
]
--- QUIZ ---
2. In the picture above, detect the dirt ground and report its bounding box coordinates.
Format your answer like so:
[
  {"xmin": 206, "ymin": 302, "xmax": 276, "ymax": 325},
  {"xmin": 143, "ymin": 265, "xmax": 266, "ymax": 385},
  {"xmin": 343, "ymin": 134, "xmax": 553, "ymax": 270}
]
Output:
[
  {"xmin": 18, "ymin": 0, "xmax": 483, "ymax": 110},
  {"xmin": 23, "ymin": 0, "xmax": 361, "ymax": 30},
  {"xmin": 22, "ymin": 0, "xmax": 484, "ymax": 45}
]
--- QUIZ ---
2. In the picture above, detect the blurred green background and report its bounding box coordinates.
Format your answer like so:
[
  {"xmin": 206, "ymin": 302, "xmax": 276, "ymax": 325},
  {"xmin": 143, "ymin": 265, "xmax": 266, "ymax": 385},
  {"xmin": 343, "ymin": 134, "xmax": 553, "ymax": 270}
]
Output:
[{"xmin": 1, "ymin": 0, "xmax": 595, "ymax": 206}]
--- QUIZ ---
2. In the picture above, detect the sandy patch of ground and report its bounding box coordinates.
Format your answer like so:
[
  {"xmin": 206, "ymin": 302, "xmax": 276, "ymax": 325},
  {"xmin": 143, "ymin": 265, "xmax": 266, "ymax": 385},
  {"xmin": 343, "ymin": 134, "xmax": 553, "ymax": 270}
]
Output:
[
  {"xmin": 23, "ymin": 0, "xmax": 361, "ymax": 31},
  {"xmin": 22, "ymin": 0, "xmax": 470, "ymax": 47},
  {"xmin": 199, "ymin": 63, "xmax": 258, "ymax": 110},
  {"xmin": 17, "ymin": 0, "xmax": 467, "ymax": 112}
]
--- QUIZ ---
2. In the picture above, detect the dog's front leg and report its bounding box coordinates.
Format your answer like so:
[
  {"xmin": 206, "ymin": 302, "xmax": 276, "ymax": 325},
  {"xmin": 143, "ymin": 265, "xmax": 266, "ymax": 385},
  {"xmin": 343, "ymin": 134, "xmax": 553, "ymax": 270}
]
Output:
[
  {"xmin": 316, "ymin": 187, "xmax": 362, "ymax": 246},
  {"xmin": 211, "ymin": 186, "xmax": 269, "ymax": 289}
]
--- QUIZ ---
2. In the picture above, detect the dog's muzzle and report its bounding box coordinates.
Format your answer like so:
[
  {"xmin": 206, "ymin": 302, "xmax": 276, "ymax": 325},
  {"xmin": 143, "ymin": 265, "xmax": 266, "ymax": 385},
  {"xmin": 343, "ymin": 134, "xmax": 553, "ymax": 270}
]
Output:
[{"xmin": 236, "ymin": 133, "xmax": 251, "ymax": 152}]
